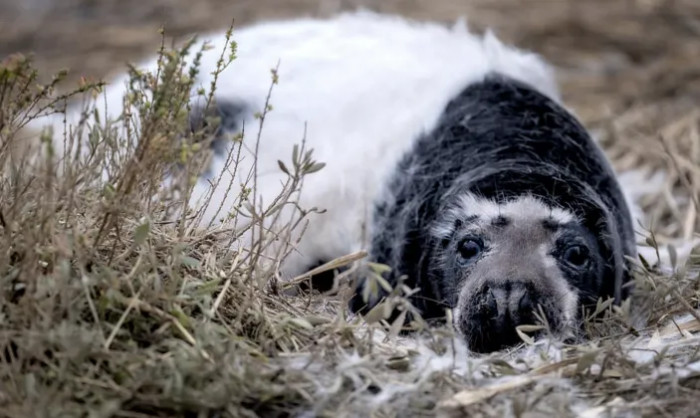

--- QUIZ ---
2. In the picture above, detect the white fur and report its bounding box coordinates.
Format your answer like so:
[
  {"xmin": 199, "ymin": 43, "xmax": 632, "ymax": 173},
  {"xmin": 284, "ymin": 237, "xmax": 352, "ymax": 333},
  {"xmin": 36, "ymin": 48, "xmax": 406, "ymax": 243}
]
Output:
[
  {"xmin": 431, "ymin": 194, "xmax": 577, "ymax": 240},
  {"xmin": 33, "ymin": 11, "xmax": 560, "ymax": 278}
]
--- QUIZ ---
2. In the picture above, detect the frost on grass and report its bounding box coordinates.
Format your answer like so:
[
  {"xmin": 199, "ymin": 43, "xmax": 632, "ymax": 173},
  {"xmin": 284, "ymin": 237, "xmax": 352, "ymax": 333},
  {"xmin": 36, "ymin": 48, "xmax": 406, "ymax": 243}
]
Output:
[{"xmin": 1, "ymin": 26, "xmax": 700, "ymax": 418}]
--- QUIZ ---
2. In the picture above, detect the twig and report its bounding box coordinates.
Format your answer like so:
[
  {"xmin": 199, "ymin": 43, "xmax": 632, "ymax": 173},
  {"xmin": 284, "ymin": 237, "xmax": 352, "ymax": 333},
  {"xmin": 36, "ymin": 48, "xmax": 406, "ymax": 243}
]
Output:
[{"xmin": 282, "ymin": 250, "xmax": 368, "ymax": 290}]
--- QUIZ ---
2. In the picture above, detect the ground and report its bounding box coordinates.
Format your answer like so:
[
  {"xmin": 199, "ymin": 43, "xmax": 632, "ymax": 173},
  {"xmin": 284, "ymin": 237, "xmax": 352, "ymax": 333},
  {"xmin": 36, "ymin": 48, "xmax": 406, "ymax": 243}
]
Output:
[{"xmin": 1, "ymin": 0, "xmax": 699, "ymax": 417}]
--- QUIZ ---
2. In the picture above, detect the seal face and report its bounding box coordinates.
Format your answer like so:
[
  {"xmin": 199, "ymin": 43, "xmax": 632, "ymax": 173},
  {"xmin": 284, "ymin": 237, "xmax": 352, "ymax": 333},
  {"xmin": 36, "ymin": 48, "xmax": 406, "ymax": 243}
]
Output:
[
  {"xmin": 351, "ymin": 73, "xmax": 636, "ymax": 353},
  {"xmin": 431, "ymin": 195, "xmax": 600, "ymax": 352}
]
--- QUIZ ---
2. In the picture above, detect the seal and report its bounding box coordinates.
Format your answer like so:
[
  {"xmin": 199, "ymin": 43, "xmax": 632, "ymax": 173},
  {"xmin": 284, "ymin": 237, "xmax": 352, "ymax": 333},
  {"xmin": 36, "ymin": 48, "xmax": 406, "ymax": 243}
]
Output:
[{"xmin": 33, "ymin": 11, "xmax": 636, "ymax": 353}]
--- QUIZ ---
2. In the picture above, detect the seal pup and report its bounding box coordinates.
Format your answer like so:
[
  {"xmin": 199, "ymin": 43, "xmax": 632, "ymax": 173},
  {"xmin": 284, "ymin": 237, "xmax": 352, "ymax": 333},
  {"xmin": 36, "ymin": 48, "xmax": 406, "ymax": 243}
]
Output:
[{"xmin": 33, "ymin": 11, "xmax": 636, "ymax": 353}]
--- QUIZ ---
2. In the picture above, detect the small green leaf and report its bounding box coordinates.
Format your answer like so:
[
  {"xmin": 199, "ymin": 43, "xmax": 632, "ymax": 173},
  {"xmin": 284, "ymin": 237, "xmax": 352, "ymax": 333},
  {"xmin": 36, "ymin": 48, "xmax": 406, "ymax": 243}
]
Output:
[
  {"xmin": 639, "ymin": 253, "xmax": 651, "ymax": 271},
  {"xmin": 386, "ymin": 355, "xmax": 411, "ymax": 371},
  {"xmin": 133, "ymin": 220, "xmax": 150, "ymax": 246},
  {"xmin": 575, "ymin": 350, "xmax": 599, "ymax": 374},
  {"xmin": 304, "ymin": 162, "xmax": 326, "ymax": 174},
  {"xmin": 591, "ymin": 297, "xmax": 614, "ymax": 317},
  {"xmin": 305, "ymin": 315, "xmax": 331, "ymax": 326},
  {"xmin": 277, "ymin": 160, "xmax": 290, "ymax": 175},
  {"xmin": 292, "ymin": 144, "xmax": 299, "ymax": 165},
  {"xmin": 515, "ymin": 326, "xmax": 535, "ymax": 345},
  {"xmin": 516, "ymin": 324, "xmax": 546, "ymax": 333},
  {"xmin": 372, "ymin": 272, "xmax": 393, "ymax": 293},
  {"xmin": 181, "ymin": 256, "xmax": 201, "ymax": 268},
  {"xmin": 102, "ymin": 184, "xmax": 116, "ymax": 199},
  {"xmin": 171, "ymin": 308, "xmax": 191, "ymax": 328},
  {"xmin": 288, "ymin": 317, "xmax": 314, "ymax": 330},
  {"xmin": 363, "ymin": 301, "xmax": 391, "ymax": 324},
  {"xmin": 490, "ymin": 359, "xmax": 518, "ymax": 376},
  {"xmin": 368, "ymin": 262, "xmax": 392, "ymax": 275},
  {"xmin": 388, "ymin": 310, "xmax": 408, "ymax": 339}
]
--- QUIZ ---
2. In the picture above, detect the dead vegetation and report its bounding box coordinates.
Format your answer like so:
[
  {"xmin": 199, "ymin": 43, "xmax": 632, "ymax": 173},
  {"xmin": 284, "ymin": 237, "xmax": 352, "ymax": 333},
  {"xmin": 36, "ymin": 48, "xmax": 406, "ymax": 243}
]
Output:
[{"xmin": 0, "ymin": 1, "xmax": 699, "ymax": 417}]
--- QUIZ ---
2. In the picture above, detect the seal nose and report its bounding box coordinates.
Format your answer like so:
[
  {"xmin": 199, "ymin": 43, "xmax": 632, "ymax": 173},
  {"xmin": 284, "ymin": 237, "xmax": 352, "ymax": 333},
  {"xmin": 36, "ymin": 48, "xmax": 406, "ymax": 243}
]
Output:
[
  {"xmin": 483, "ymin": 281, "xmax": 536, "ymax": 327},
  {"xmin": 465, "ymin": 281, "xmax": 539, "ymax": 353}
]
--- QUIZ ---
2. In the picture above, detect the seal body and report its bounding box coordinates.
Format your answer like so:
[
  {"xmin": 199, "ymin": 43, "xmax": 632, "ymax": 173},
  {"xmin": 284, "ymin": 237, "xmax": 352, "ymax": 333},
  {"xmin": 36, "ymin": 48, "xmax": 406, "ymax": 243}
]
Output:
[{"xmin": 34, "ymin": 12, "xmax": 635, "ymax": 352}]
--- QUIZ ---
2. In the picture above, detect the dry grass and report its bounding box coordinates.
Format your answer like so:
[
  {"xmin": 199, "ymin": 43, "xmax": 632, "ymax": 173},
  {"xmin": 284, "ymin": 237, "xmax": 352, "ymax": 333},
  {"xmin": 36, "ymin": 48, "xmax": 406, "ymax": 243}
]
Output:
[{"xmin": 1, "ymin": 1, "xmax": 700, "ymax": 417}]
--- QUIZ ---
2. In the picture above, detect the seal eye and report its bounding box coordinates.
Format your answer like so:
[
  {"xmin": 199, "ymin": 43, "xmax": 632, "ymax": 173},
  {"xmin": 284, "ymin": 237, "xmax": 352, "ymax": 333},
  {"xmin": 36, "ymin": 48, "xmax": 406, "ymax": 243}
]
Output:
[
  {"xmin": 458, "ymin": 238, "xmax": 483, "ymax": 263},
  {"xmin": 563, "ymin": 245, "xmax": 589, "ymax": 268}
]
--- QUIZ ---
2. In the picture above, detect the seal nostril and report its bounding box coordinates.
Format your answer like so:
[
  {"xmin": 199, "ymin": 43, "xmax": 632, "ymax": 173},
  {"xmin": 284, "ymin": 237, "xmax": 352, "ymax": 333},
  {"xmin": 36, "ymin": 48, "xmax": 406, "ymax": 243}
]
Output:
[
  {"xmin": 518, "ymin": 288, "xmax": 533, "ymax": 313},
  {"xmin": 486, "ymin": 288, "xmax": 497, "ymax": 317},
  {"xmin": 477, "ymin": 286, "xmax": 498, "ymax": 318}
]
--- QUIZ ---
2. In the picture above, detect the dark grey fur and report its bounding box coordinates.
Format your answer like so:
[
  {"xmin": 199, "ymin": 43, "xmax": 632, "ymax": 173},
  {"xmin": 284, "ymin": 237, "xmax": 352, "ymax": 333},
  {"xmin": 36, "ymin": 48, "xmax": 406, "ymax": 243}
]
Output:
[{"xmin": 349, "ymin": 73, "xmax": 636, "ymax": 353}]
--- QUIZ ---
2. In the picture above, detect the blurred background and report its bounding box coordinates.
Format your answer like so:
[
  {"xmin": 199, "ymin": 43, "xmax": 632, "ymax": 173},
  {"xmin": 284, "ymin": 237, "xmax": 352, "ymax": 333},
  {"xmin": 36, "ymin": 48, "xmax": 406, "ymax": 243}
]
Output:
[
  {"xmin": 2, "ymin": 0, "xmax": 699, "ymax": 239},
  {"xmin": 2, "ymin": 0, "xmax": 699, "ymax": 109}
]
